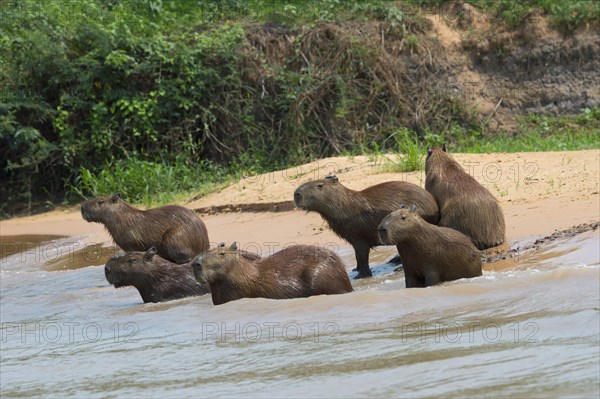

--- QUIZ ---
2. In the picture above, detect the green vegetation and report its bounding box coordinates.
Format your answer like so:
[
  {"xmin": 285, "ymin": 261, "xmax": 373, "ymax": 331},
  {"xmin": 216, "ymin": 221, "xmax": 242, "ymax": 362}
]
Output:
[
  {"xmin": 378, "ymin": 128, "xmax": 425, "ymax": 173},
  {"xmin": 415, "ymin": 0, "xmax": 599, "ymax": 31},
  {"xmin": 470, "ymin": 0, "xmax": 600, "ymax": 31},
  {"xmin": 74, "ymin": 158, "xmax": 231, "ymax": 207},
  {"xmin": 374, "ymin": 107, "xmax": 599, "ymax": 173},
  {"xmin": 1, "ymin": 0, "xmax": 598, "ymax": 217},
  {"xmin": 448, "ymin": 107, "xmax": 600, "ymax": 153}
]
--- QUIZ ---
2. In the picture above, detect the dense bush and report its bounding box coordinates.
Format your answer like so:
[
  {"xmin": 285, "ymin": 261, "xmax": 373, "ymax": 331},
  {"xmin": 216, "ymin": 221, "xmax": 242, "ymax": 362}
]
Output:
[
  {"xmin": 1, "ymin": 0, "xmax": 598, "ymax": 215},
  {"xmin": 0, "ymin": 0, "xmax": 468, "ymax": 211}
]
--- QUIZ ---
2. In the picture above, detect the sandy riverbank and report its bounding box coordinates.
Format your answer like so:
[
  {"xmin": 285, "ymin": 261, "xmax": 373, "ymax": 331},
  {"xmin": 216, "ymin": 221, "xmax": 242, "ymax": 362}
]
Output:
[{"xmin": 1, "ymin": 150, "xmax": 598, "ymax": 253}]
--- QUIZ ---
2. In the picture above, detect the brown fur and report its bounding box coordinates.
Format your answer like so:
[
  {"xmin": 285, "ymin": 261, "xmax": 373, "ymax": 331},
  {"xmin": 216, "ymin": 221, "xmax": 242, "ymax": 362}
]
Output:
[
  {"xmin": 191, "ymin": 243, "xmax": 353, "ymax": 305},
  {"xmin": 104, "ymin": 247, "xmax": 209, "ymax": 303},
  {"xmin": 425, "ymin": 147, "xmax": 506, "ymax": 250},
  {"xmin": 294, "ymin": 176, "xmax": 440, "ymax": 278},
  {"xmin": 81, "ymin": 194, "xmax": 209, "ymax": 263},
  {"xmin": 378, "ymin": 205, "xmax": 482, "ymax": 288}
]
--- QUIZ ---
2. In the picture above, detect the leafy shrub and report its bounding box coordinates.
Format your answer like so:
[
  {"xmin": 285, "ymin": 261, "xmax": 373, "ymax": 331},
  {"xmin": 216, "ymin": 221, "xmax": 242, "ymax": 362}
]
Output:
[
  {"xmin": 1, "ymin": 0, "xmax": 598, "ymax": 216},
  {"xmin": 74, "ymin": 157, "xmax": 229, "ymax": 207}
]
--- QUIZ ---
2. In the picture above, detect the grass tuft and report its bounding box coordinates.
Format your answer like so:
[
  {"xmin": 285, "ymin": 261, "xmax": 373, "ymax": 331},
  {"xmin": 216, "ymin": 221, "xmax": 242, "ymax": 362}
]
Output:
[
  {"xmin": 72, "ymin": 158, "xmax": 231, "ymax": 208},
  {"xmin": 380, "ymin": 128, "xmax": 425, "ymax": 173}
]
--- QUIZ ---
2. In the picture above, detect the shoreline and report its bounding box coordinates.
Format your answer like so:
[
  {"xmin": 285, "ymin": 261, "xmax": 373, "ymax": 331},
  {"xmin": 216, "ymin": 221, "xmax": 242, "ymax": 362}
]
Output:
[{"xmin": 1, "ymin": 150, "xmax": 599, "ymax": 254}]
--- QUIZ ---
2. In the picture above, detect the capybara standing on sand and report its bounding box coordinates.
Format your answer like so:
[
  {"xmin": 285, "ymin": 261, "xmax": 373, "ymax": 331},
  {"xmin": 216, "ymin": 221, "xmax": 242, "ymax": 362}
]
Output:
[
  {"xmin": 293, "ymin": 175, "xmax": 439, "ymax": 278},
  {"xmin": 378, "ymin": 205, "xmax": 482, "ymax": 288},
  {"xmin": 425, "ymin": 145, "xmax": 505, "ymax": 249},
  {"xmin": 191, "ymin": 243, "xmax": 353, "ymax": 305},
  {"xmin": 81, "ymin": 193, "xmax": 209, "ymax": 263},
  {"xmin": 105, "ymin": 247, "xmax": 209, "ymax": 303}
]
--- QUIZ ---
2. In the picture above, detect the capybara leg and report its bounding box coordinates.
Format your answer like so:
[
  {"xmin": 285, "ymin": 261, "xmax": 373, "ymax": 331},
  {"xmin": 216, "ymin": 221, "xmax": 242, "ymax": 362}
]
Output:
[
  {"xmin": 353, "ymin": 242, "xmax": 372, "ymax": 279},
  {"xmin": 404, "ymin": 270, "xmax": 425, "ymax": 288},
  {"xmin": 405, "ymin": 275, "xmax": 417, "ymax": 288},
  {"xmin": 424, "ymin": 272, "xmax": 440, "ymax": 287},
  {"xmin": 170, "ymin": 250, "xmax": 192, "ymax": 264},
  {"xmin": 390, "ymin": 245, "xmax": 404, "ymax": 270},
  {"xmin": 164, "ymin": 244, "xmax": 192, "ymax": 264},
  {"xmin": 162, "ymin": 228, "xmax": 193, "ymax": 263}
]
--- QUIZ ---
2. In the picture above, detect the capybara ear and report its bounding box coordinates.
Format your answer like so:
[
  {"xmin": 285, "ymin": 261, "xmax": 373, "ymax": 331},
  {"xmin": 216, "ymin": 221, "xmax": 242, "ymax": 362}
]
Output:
[
  {"xmin": 325, "ymin": 175, "xmax": 339, "ymax": 183},
  {"xmin": 218, "ymin": 242, "xmax": 225, "ymax": 248},
  {"xmin": 427, "ymin": 148, "xmax": 433, "ymax": 155},
  {"xmin": 410, "ymin": 204, "xmax": 418, "ymax": 213},
  {"xmin": 144, "ymin": 246, "xmax": 157, "ymax": 261},
  {"xmin": 399, "ymin": 204, "xmax": 407, "ymax": 209},
  {"xmin": 441, "ymin": 143, "xmax": 447, "ymax": 152},
  {"xmin": 111, "ymin": 193, "xmax": 121, "ymax": 202},
  {"xmin": 230, "ymin": 242, "xmax": 238, "ymax": 250}
]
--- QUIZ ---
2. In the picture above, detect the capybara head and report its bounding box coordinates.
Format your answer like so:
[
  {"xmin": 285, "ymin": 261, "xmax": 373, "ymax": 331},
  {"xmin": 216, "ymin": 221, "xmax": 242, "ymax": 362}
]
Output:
[
  {"xmin": 378, "ymin": 204, "xmax": 420, "ymax": 245},
  {"xmin": 81, "ymin": 193, "xmax": 124, "ymax": 223},
  {"xmin": 426, "ymin": 143, "xmax": 446, "ymax": 157},
  {"xmin": 426, "ymin": 144, "xmax": 454, "ymax": 173},
  {"xmin": 294, "ymin": 175, "xmax": 347, "ymax": 213},
  {"xmin": 105, "ymin": 246, "xmax": 157, "ymax": 288},
  {"xmin": 191, "ymin": 242, "xmax": 242, "ymax": 284}
]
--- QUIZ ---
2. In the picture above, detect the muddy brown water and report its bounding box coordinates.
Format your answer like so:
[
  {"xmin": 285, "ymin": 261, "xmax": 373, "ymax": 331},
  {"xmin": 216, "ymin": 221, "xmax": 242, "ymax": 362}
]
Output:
[{"xmin": 0, "ymin": 229, "xmax": 598, "ymax": 398}]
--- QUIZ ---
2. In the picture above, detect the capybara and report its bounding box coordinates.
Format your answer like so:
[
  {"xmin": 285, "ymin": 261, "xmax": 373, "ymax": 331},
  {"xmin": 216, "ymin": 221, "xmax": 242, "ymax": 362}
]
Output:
[
  {"xmin": 104, "ymin": 247, "xmax": 209, "ymax": 303},
  {"xmin": 293, "ymin": 175, "xmax": 439, "ymax": 278},
  {"xmin": 425, "ymin": 145, "xmax": 505, "ymax": 249},
  {"xmin": 378, "ymin": 205, "xmax": 482, "ymax": 288},
  {"xmin": 81, "ymin": 193, "xmax": 209, "ymax": 263},
  {"xmin": 191, "ymin": 243, "xmax": 353, "ymax": 305}
]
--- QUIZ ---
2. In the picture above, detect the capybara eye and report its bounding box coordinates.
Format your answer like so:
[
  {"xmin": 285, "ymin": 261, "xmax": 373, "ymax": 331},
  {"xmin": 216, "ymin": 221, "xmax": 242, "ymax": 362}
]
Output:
[
  {"xmin": 128, "ymin": 258, "xmax": 134, "ymax": 265},
  {"xmin": 97, "ymin": 200, "xmax": 104, "ymax": 205},
  {"xmin": 401, "ymin": 216, "xmax": 406, "ymax": 220},
  {"xmin": 317, "ymin": 183, "xmax": 324, "ymax": 188}
]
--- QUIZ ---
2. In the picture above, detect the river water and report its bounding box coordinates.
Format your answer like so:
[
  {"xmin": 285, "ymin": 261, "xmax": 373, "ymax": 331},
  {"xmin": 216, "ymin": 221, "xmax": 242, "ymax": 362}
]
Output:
[{"xmin": 1, "ymin": 229, "xmax": 599, "ymax": 398}]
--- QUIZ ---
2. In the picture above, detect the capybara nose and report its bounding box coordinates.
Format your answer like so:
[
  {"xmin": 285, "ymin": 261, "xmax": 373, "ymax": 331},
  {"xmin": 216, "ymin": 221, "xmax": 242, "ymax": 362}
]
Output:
[
  {"xmin": 191, "ymin": 257, "xmax": 202, "ymax": 269},
  {"xmin": 378, "ymin": 225, "xmax": 388, "ymax": 244},
  {"xmin": 190, "ymin": 257, "xmax": 204, "ymax": 282}
]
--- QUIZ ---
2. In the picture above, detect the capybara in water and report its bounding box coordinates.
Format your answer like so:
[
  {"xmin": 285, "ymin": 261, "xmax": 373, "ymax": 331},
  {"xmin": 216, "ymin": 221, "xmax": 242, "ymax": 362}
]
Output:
[
  {"xmin": 293, "ymin": 175, "xmax": 439, "ymax": 278},
  {"xmin": 81, "ymin": 193, "xmax": 209, "ymax": 263},
  {"xmin": 425, "ymin": 145, "xmax": 505, "ymax": 249},
  {"xmin": 378, "ymin": 205, "xmax": 482, "ymax": 288},
  {"xmin": 104, "ymin": 247, "xmax": 209, "ymax": 303},
  {"xmin": 191, "ymin": 243, "xmax": 353, "ymax": 305}
]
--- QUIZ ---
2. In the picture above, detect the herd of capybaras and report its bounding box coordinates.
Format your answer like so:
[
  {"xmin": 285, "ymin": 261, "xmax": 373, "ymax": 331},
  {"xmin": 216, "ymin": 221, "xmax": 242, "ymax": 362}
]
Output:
[{"xmin": 81, "ymin": 146, "xmax": 506, "ymax": 305}]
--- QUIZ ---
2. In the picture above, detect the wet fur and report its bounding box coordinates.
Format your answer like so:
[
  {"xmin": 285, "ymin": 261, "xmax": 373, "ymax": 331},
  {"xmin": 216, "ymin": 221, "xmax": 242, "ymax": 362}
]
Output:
[
  {"xmin": 105, "ymin": 250, "xmax": 209, "ymax": 303},
  {"xmin": 294, "ymin": 177, "xmax": 439, "ymax": 278},
  {"xmin": 81, "ymin": 194, "xmax": 209, "ymax": 263},
  {"xmin": 191, "ymin": 245, "xmax": 353, "ymax": 305},
  {"xmin": 379, "ymin": 207, "xmax": 482, "ymax": 288},
  {"xmin": 425, "ymin": 148, "xmax": 505, "ymax": 250}
]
